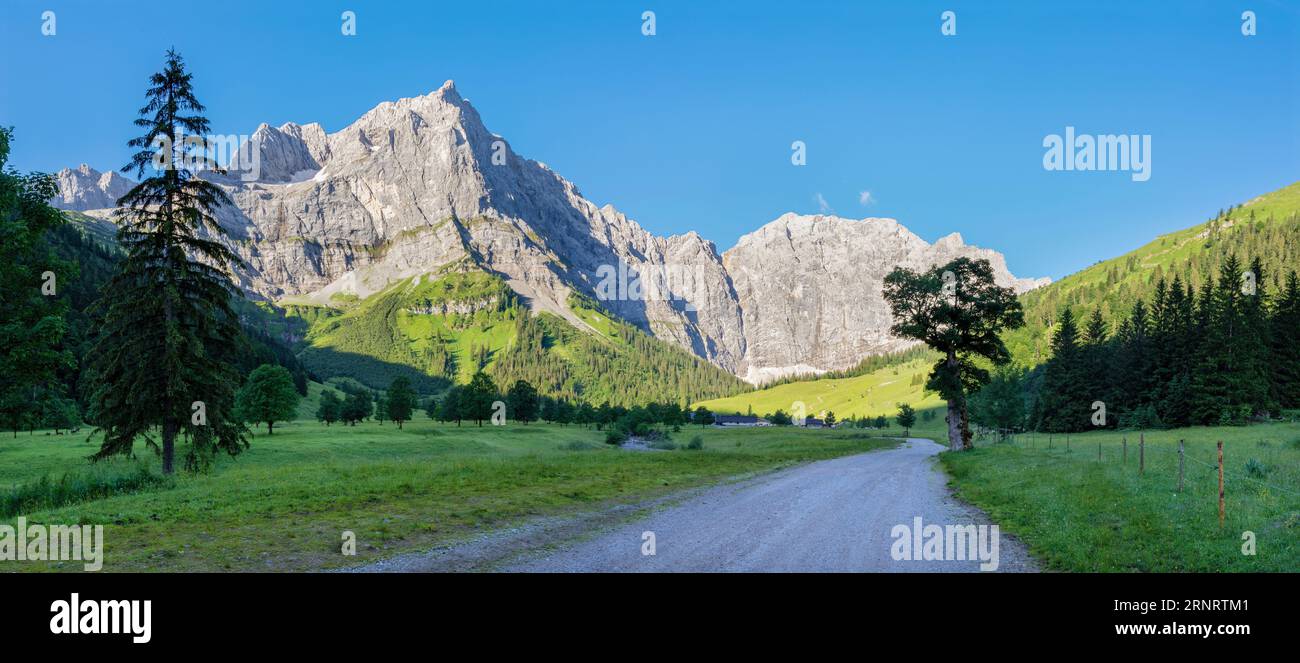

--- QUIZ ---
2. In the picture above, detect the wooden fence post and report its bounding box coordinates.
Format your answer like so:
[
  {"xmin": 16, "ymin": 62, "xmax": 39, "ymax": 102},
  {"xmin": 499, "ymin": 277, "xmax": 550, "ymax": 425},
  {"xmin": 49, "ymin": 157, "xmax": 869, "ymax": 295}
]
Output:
[
  {"xmin": 1218, "ymin": 440, "xmax": 1225, "ymax": 528},
  {"xmin": 1123, "ymin": 436, "xmax": 1127, "ymax": 464},
  {"xmin": 1139, "ymin": 433, "xmax": 1145, "ymax": 476},
  {"xmin": 1177, "ymin": 440, "xmax": 1184, "ymax": 493}
]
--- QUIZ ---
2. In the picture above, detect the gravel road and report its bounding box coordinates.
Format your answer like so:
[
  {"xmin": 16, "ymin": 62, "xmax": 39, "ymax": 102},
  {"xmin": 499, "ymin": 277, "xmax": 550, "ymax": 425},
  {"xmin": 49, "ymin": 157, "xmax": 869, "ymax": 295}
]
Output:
[
  {"xmin": 352, "ymin": 437, "xmax": 1037, "ymax": 573},
  {"xmin": 506, "ymin": 437, "xmax": 1036, "ymax": 572},
  {"xmin": 345, "ymin": 436, "xmax": 1034, "ymax": 572}
]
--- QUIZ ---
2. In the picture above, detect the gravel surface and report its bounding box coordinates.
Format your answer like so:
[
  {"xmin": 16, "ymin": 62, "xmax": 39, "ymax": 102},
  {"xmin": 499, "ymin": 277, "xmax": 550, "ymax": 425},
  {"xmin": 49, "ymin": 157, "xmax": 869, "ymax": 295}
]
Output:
[
  {"xmin": 348, "ymin": 438, "xmax": 1038, "ymax": 573},
  {"xmin": 504, "ymin": 438, "xmax": 1037, "ymax": 572}
]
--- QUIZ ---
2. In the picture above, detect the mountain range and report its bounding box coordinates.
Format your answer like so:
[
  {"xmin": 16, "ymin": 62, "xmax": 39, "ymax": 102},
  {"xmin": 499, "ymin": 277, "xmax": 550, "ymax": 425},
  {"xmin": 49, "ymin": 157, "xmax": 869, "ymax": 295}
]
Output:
[{"xmin": 52, "ymin": 81, "xmax": 1046, "ymax": 386}]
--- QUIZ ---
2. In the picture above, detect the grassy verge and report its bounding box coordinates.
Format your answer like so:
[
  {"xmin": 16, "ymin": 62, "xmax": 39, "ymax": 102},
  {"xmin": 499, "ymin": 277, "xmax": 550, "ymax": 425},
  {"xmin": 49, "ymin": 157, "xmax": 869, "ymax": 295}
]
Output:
[
  {"xmin": 940, "ymin": 423, "xmax": 1300, "ymax": 571},
  {"xmin": 0, "ymin": 421, "xmax": 895, "ymax": 572}
]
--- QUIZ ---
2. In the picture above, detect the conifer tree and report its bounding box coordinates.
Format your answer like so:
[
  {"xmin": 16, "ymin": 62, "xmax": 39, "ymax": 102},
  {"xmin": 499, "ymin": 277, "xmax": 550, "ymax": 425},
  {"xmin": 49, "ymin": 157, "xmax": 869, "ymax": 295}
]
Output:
[
  {"xmin": 1038, "ymin": 308, "xmax": 1086, "ymax": 432},
  {"xmin": 85, "ymin": 50, "xmax": 247, "ymax": 473},
  {"xmin": 1270, "ymin": 271, "xmax": 1300, "ymax": 408}
]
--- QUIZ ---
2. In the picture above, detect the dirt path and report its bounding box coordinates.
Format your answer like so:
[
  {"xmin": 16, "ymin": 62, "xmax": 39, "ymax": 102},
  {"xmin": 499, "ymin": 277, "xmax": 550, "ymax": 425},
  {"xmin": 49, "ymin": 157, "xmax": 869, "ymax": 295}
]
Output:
[{"xmin": 348, "ymin": 438, "xmax": 1038, "ymax": 573}]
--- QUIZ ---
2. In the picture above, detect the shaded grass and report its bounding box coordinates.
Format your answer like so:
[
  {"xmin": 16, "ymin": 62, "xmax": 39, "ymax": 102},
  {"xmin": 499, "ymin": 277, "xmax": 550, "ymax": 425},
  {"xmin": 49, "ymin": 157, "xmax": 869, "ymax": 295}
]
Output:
[{"xmin": 0, "ymin": 421, "xmax": 895, "ymax": 572}]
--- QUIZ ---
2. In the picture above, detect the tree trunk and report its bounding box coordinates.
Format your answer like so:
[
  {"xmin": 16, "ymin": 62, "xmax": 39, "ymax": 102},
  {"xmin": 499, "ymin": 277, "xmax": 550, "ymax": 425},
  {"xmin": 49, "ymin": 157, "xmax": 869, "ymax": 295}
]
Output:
[
  {"xmin": 397, "ymin": 420, "xmax": 403, "ymax": 430},
  {"xmin": 945, "ymin": 399, "xmax": 962, "ymax": 452},
  {"xmin": 162, "ymin": 418, "xmax": 177, "ymax": 475},
  {"xmin": 960, "ymin": 404, "xmax": 973, "ymax": 450},
  {"xmin": 267, "ymin": 421, "xmax": 274, "ymax": 435}
]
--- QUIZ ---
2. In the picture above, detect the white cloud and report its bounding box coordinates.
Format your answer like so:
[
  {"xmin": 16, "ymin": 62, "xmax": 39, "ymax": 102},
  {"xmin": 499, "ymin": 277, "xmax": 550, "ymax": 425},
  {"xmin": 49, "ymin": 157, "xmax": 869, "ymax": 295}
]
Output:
[
  {"xmin": 815, "ymin": 192, "xmax": 832, "ymax": 214},
  {"xmin": 858, "ymin": 190, "xmax": 874, "ymax": 206}
]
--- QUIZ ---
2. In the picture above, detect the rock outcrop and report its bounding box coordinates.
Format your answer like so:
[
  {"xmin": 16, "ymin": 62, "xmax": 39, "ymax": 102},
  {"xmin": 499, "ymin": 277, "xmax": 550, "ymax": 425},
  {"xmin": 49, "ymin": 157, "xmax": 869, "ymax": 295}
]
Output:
[
  {"xmin": 50, "ymin": 164, "xmax": 134, "ymax": 211},
  {"xmin": 56, "ymin": 82, "xmax": 1047, "ymax": 383}
]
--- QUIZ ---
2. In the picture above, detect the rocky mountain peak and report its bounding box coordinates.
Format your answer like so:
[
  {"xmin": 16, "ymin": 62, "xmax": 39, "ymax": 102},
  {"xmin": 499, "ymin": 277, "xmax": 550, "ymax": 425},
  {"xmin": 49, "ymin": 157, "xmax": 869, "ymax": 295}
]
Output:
[
  {"xmin": 52, "ymin": 82, "xmax": 1046, "ymax": 384},
  {"xmin": 51, "ymin": 164, "xmax": 134, "ymax": 211}
]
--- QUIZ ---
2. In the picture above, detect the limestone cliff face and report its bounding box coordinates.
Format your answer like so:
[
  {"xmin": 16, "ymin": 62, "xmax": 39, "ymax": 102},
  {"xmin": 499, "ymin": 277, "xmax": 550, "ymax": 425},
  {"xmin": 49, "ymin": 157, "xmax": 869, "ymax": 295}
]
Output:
[
  {"xmin": 50, "ymin": 164, "xmax": 134, "ymax": 211},
  {"xmin": 723, "ymin": 214, "xmax": 1048, "ymax": 383},
  {"xmin": 56, "ymin": 82, "xmax": 1046, "ymax": 382}
]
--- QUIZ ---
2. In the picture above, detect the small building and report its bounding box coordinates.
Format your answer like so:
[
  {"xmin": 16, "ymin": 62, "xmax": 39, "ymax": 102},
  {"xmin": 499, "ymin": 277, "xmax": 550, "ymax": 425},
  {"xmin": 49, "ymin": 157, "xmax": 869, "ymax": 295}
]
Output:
[
  {"xmin": 801, "ymin": 417, "xmax": 825, "ymax": 428},
  {"xmin": 713, "ymin": 414, "xmax": 770, "ymax": 427}
]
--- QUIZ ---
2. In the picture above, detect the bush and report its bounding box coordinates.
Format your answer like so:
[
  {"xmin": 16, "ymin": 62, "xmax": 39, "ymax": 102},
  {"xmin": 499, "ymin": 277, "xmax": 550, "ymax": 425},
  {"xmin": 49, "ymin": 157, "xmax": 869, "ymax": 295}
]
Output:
[
  {"xmin": 604, "ymin": 430, "xmax": 627, "ymax": 445},
  {"xmin": 1244, "ymin": 458, "xmax": 1270, "ymax": 480},
  {"xmin": 649, "ymin": 439, "xmax": 678, "ymax": 450},
  {"xmin": 0, "ymin": 464, "xmax": 169, "ymax": 518},
  {"xmin": 686, "ymin": 435, "xmax": 704, "ymax": 450}
]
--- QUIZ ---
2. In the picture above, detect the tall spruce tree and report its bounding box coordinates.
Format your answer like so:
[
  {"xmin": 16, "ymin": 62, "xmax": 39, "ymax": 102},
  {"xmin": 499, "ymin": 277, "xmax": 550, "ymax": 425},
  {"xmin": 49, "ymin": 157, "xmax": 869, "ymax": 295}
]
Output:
[
  {"xmin": 1081, "ymin": 308, "xmax": 1112, "ymax": 426},
  {"xmin": 1112, "ymin": 300, "xmax": 1154, "ymax": 423},
  {"xmin": 1158, "ymin": 276, "xmax": 1195, "ymax": 426},
  {"xmin": 1271, "ymin": 271, "xmax": 1300, "ymax": 408},
  {"xmin": 85, "ymin": 50, "xmax": 247, "ymax": 473},
  {"xmin": 1240, "ymin": 256, "xmax": 1273, "ymax": 414},
  {"xmin": 1038, "ymin": 308, "xmax": 1087, "ymax": 432},
  {"xmin": 1191, "ymin": 256, "xmax": 1250, "ymax": 424}
]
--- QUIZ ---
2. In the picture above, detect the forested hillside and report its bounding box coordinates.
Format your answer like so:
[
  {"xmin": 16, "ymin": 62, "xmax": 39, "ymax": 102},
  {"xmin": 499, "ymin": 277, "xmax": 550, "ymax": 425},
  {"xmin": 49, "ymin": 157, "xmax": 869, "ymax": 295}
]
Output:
[
  {"xmin": 1007, "ymin": 182, "xmax": 1300, "ymax": 365},
  {"xmin": 288, "ymin": 265, "xmax": 747, "ymax": 406}
]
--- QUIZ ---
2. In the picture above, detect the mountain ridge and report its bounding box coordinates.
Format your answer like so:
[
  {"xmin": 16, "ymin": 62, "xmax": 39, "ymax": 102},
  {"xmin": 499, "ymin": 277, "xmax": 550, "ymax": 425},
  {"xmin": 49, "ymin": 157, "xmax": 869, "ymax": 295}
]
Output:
[{"xmin": 50, "ymin": 81, "xmax": 1046, "ymax": 384}]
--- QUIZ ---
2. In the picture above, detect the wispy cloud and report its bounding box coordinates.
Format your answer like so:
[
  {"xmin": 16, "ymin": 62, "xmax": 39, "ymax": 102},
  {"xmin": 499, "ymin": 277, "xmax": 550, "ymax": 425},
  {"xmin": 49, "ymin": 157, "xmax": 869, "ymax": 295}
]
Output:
[
  {"xmin": 858, "ymin": 190, "xmax": 874, "ymax": 206},
  {"xmin": 814, "ymin": 192, "xmax": 832, "ymax": 214}
]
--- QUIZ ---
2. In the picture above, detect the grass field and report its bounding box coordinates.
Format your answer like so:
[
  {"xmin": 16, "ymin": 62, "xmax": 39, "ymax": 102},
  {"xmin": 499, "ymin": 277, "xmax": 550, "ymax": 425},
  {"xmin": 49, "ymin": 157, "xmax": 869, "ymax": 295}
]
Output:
[
  {"xmin": 940, "ymin": 424, "xmax": 1300, "ymax": 572},
  {"xmin": 693, "ymin": 358, "xmax": 945, "ymax": 420},
  {"xmin": 0, "ymin": 420, "xmax": 895, "ymax": 572}
]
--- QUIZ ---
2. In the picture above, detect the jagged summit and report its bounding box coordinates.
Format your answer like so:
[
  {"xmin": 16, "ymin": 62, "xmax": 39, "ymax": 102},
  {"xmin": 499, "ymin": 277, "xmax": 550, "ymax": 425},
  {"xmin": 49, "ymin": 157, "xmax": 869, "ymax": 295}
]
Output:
[
  {"xmin": 50, "ymin": 164, "xmax": 134, "ymax": 211},
  {"xmin": 51, "ymin": 83, "xmax": 1046, "ymax": 383}
]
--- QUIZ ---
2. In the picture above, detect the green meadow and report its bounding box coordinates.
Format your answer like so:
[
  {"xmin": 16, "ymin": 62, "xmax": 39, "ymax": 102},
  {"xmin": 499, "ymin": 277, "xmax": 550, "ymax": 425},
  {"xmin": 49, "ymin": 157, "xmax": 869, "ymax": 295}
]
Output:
[
  {"xmin": 939, "ymin": 423, "xmax": 1300, "ymax": 572},
  {"xmin": 0, "ymin": 419, "xmax": 894, "ymax": 572},
  {"xmin": 694, "ymin": 357, "xmax": 945, "ymax": 420}
]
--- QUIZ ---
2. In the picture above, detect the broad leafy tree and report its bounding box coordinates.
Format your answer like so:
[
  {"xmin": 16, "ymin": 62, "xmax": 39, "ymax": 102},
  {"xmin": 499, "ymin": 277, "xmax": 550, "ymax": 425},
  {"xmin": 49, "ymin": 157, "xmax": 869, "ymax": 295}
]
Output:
[
  {"xmin": 85, "ymin": 50, "xmax": 248, "ymax": 473},
  {"xmin": 386, "ymin": 376, "xmax": 416, "ymax": 429},
  {"xmin": 462, "ymin": 371, "xmax": 498, "ymax": 426},
  {"xmin": 506, "ymin": 379, "xmax": 539, "ymax": 424},
  {"xmin": 234, "ymin": 364, "xmax": 300, "ymax": 435},
  {"xmin": 0, "ymin": 128, "xmax": 75, "ymax": 438},
  {"xmin": 894, "ymin": 403, "xmax": 916, "ymax": 437},
  {"xmin": 883, "ymin": 257, "xmax": 1024, "ymax": 451},
  {"xmin": 316, "ymin": 390, "xmax": 341, "ymax": 425}
]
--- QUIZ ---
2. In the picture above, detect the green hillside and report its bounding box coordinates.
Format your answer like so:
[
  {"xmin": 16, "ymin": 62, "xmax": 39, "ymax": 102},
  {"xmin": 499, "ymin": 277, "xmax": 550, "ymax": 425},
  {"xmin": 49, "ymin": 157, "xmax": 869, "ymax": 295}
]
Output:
[
  {"xmin": 696, "ymin": 181, "xmax": 1300, "ymax": 418},
  {"xmin": 1007, "ymin": 181, "xmax": 1300, "ymax": 366},
  {"xmin": 285, "ymin": 266, "xmax": 747, "ymax": 405},
  {"xmin": 694, "ymin": 357, "xmax": 945, "ymax": 420}
]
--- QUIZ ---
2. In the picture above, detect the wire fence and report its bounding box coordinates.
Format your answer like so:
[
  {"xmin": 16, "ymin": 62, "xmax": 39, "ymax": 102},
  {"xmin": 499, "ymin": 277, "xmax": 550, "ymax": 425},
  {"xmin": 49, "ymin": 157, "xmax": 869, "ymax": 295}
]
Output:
[{"xmin": 969, "ymin": 427, "xmax": 1300, "ymax": 528}]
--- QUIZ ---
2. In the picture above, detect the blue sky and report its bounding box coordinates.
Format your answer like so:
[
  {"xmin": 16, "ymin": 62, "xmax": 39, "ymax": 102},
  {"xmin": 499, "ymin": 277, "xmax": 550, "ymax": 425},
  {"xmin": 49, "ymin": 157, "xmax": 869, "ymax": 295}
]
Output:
[{"xmin": 2, "ymin": 0, "xmax": 1297, "ymax": 280}]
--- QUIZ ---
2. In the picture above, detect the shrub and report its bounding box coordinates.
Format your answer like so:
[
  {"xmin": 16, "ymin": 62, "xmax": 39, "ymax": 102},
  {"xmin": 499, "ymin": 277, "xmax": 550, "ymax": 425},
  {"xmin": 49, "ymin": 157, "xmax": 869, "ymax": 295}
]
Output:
[
  {"xmin": 686, "ymin": 435, "xmax": 704, "ymax": 450},
  {"xmin": 649, "ymin": 439, "xmax": 678, "ymax": 450},
  {"xmin": 0, "ymin": 464, "xmax": 169, "ymax": 518},
  {"xmin": 1245, "ymin": 458, "xmax": 1271, "ymax": 480},
  {"xmin": 604, "ymin": 430, "xmax": 627, "ymax": 445}
]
